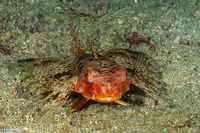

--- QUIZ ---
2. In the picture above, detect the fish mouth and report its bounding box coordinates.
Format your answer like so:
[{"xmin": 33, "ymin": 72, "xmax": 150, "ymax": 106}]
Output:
[{"xmin": 95, "ymin": 96, "xmax": 119, "ymax": 103}]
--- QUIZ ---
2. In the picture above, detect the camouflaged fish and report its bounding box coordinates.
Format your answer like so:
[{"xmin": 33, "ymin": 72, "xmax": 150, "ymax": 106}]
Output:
[{"xmin": 18, "ymin": 17, "xmax": 167, "ymax": 112}]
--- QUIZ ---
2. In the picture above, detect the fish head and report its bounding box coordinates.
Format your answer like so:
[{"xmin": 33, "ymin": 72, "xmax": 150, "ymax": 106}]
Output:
[{"xmin": 75, "ymin": 65, "xmax": 130, "ymax": 103}]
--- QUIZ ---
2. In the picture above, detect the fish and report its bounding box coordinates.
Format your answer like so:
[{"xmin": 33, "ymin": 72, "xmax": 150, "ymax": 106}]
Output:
[{"xmin": 18, "ymin": 16, "xmax": 168, "ymax": 113}]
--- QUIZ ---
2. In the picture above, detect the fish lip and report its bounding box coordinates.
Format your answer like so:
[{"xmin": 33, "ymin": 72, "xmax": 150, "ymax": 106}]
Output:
[
  {"xmin": 99, "ymin": 97, "xmax": 115, "ymax": 100},
  {"xmin": 95, "ymin": 96, "xmax": 120, "ymax": 102}
]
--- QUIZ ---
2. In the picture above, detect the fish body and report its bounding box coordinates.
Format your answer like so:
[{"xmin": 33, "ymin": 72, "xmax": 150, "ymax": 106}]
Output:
[{"xmin": 18, "ymin": 16, "xmax": 168, "ymax": 112}]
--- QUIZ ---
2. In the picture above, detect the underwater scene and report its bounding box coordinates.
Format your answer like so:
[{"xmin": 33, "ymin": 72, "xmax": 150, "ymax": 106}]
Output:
[{"xmin": 0, "ymin": 0, "xmax": 199, "ymax": 132}]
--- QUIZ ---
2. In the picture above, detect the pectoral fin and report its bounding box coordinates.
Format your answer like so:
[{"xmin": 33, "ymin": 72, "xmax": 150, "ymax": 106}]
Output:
[{"xmin": 70, "ymin": 97, "xmax": 89, "ymax": 110}]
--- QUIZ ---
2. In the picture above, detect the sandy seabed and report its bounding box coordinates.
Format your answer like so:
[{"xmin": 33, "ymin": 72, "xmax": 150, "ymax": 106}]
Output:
[{"xmin": 0, "ymin": 0, "xmax": 199, "ymax": 132}]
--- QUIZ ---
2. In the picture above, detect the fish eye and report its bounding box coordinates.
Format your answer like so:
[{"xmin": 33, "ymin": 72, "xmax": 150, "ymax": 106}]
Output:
[{"xmin": 85, "ymin": 73, "xmax": 88, "ymax": 79}]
